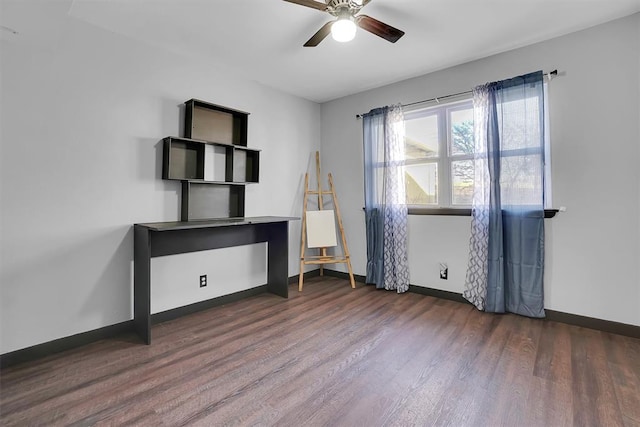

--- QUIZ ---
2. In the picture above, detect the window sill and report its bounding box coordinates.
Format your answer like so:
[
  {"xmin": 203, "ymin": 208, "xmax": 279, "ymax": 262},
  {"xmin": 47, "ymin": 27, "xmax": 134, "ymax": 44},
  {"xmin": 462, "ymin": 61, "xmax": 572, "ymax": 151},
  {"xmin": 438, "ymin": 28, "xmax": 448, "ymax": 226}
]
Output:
[{"xmin": 408, "ymin": 208, "xmax": 559, "ymax": 218}]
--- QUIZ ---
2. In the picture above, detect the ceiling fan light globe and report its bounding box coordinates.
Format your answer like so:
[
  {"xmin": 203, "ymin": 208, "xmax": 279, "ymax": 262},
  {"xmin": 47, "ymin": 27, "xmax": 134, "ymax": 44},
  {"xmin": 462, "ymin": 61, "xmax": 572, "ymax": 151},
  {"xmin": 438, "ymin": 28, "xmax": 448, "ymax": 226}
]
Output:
[{"xmin": 331, "ymin": 18, "xmax": 356, "ymax": 42}]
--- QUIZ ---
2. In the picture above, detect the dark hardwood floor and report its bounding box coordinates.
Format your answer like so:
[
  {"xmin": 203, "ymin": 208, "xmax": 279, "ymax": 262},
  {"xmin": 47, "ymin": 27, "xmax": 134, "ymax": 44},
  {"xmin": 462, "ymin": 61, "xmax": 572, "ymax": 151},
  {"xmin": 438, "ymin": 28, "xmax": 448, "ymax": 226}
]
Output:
[{"xmin": 1, "ymin": 276, "xmax": 639, "ymax": 426}]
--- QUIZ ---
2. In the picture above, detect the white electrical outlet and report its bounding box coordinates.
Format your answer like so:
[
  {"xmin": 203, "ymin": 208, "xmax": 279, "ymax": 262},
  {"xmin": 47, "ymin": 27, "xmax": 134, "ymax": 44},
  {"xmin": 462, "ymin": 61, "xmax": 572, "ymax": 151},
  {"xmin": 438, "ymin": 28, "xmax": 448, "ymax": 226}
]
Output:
[{"xmin": 439, "ymin": 263, "xmax": 448, "ymax": 280}]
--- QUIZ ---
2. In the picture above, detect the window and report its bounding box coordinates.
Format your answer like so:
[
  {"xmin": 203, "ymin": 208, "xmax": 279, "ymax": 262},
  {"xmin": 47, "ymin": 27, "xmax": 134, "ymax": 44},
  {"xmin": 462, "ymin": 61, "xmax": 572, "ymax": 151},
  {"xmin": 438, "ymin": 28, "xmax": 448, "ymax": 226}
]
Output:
[
  {"xmin": 402, "ymin": 92, "xmax": 551, "ymax": 211},
  {"xmin": 403, "ymin": 99, "xmax": 475, "ymax": 208}
]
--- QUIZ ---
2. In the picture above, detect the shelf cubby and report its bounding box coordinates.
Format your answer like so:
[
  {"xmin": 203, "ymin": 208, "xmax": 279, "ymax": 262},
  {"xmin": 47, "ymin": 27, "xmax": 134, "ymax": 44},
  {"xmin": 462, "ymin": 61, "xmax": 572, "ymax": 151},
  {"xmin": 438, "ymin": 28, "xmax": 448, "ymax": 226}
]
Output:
[
  {"xmin": 163, "ymin": 138, "xmax": 205, "ymax": 181},
  {"xmin": 181, "ymin": 181, "xmax": 245, "ymax": 221},
  {"xmin": 233, "ymin": 147, "xmax": 260, "ymax": 183},
  {"xmin": 184, "ymin": 99, "xmax": 248, "ymax": 146}
]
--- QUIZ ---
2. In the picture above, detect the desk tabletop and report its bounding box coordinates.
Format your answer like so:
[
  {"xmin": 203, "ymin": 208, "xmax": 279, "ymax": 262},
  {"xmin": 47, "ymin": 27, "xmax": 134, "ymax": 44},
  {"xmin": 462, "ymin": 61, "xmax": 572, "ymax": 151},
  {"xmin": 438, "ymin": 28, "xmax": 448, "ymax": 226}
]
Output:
[{"xmin": 135, "ymin": 216, "xmax": 299, "ymax": 232}]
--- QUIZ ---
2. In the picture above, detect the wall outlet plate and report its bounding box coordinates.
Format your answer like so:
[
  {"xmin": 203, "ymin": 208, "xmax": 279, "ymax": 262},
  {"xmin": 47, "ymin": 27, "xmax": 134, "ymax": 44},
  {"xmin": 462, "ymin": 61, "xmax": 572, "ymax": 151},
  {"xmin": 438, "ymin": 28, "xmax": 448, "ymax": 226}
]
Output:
[{"xmin": 200, "ymin": 275, "xmax": 207, "ymax": 287}]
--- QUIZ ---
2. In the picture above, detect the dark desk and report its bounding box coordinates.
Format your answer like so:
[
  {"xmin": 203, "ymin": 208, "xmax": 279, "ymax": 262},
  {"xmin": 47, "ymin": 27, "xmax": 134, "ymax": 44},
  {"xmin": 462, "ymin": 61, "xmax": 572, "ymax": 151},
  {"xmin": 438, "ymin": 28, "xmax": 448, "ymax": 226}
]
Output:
[{"xmin": 134, "ymin": 216, "xmax": 296, "ymax": 344}]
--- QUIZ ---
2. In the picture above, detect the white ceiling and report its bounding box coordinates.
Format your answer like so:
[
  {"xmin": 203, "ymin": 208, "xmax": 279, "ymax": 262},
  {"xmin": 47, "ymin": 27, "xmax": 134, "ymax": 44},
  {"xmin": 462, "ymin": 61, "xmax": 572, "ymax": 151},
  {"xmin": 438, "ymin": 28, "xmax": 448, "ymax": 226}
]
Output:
[{"xmin": 3, "ymin": 0, "xmax": 640, "ymax": 103}]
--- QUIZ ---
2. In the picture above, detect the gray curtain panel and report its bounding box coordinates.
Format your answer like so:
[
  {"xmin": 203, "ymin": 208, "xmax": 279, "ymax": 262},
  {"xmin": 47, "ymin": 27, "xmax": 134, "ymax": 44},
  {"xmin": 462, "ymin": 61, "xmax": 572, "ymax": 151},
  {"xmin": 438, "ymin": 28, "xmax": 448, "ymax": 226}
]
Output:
[
  {"xmin": 464, "ymin": 71, "xmax": 546, "ymax": 318},
  {"xmin": 362, "ymin": 105, "xmax": 410, "ymax": 293},
  {"xmin": 363, "ymin": 108, "xmax": 386, "ymax": 287}
]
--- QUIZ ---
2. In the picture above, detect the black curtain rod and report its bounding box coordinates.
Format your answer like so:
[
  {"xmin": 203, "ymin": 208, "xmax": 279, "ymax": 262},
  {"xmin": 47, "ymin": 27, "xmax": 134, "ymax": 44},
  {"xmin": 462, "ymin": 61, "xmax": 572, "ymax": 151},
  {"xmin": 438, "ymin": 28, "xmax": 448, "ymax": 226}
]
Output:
[{"xmin": 356, "ymin": 69, "xmax": 558, "ymax": 119}]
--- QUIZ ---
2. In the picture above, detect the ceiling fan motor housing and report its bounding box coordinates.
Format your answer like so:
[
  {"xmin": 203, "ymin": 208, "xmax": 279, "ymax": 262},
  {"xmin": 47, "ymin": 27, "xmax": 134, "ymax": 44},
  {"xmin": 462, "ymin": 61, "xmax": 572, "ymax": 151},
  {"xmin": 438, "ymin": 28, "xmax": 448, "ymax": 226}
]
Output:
[{"xmin": 326, "ymin": 0, "xmax": 364, "ymax": 16}]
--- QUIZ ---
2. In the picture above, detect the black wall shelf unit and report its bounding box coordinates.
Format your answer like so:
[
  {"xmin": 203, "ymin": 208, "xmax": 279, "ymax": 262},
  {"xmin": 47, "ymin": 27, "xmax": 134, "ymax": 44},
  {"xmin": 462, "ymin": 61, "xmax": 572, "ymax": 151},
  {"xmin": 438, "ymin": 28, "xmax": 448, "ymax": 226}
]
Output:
[{"xmin": 162, "ymin": 99, "xmax": 259, "ymax": 221}]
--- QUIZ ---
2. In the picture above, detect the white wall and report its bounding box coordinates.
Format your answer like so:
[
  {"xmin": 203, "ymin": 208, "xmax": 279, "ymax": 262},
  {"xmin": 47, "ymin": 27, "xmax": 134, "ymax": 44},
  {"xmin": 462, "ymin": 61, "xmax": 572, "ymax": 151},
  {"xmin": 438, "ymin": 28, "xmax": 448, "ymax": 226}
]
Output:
[
  {"xmin": 0, "ymin": 2, "xmax": 320, "ymax": 353},
  {"xmin": 321, "ymin": 14, "xmax": 640, "ymax": 326}
]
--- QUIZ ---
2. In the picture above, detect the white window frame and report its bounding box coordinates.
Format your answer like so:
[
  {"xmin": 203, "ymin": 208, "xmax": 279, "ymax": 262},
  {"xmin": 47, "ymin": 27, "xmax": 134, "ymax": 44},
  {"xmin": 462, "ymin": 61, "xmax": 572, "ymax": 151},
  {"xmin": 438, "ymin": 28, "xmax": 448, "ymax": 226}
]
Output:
[
  {"xmin": 403, "ymin": 87, "xmax": 552, "ymax": 213},
  {"xmin": 404, "ymin": 97, "xmax": 475, "ymax": 209}
]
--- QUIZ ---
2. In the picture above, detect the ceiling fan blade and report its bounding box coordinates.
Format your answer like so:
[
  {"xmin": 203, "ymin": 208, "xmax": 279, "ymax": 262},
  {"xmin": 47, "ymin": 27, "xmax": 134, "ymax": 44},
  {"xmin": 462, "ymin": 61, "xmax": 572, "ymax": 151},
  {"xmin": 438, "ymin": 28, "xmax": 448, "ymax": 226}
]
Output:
[
  {"xmin": 356, "ymin": 15, "xmax": 405, "ymax": 43},
  {"xmin": 282, "ymin": 0, "xmax": 328, "ymax": 12},
  {"xmin": 304, "ymin": 21, "xmax": 334, "ymax": 47}
]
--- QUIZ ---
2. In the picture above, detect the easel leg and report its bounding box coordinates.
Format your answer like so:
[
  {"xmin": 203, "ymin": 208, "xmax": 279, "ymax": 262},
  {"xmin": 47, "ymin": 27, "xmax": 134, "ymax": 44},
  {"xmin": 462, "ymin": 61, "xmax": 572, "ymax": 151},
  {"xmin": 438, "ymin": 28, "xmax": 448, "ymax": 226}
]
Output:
[
  {"xmin": 316, "ymin": 152, "xmax": 326, "ymax": 278},
  {"xmin": 346, "ymin": 258, "xmax": 356, "ymax": 289},
  {"xmin": 299, "ymin": 173, "xmax": 309, "ymax": 292},
  {"xmin": 329, "ymin": 173, "xmax": 356, "ymax": 289},
  {"xmin": 299, "ymin": 259, "xmax": 305, "ymax": 292}
]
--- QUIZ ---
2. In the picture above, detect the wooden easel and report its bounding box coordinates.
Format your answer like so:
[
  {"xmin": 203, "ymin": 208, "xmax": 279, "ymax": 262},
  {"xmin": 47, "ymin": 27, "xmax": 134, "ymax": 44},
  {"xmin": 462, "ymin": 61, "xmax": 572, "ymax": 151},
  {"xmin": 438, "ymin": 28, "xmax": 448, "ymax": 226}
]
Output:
[{"xmin": 299, "ymin": 152, "xmax": 355, "ymax": 291}]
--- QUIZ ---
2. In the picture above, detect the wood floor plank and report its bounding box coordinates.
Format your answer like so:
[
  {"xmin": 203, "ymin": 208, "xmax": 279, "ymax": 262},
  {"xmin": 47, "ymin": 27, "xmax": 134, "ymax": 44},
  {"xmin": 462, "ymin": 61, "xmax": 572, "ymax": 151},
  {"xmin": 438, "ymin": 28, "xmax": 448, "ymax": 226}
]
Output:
[
  {"xmin": 533, "ymin": 320, "xmax": 574, "ymax": 384},
  {"xmin": 525, "ymin": 376, "xmax": 574, "ymax": 426},
  {"xmin": 570, "ymin": 328, "xmax": 626, "ymax": 427},
  {"xmin": 603, "ymin": 333, "xmax": 640, "ymax": 425},
  {"xmin": 1, "ymin": 276, "xmax": 638, "ymax": 426}
]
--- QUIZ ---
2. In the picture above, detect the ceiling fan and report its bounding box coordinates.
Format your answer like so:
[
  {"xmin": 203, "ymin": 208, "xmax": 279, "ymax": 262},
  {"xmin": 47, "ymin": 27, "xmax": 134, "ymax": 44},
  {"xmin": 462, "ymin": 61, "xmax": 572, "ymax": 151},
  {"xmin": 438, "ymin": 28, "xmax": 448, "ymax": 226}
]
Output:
[{"xmin": 283, "ymin": 0, "xmax": 405, "ymax": 46}]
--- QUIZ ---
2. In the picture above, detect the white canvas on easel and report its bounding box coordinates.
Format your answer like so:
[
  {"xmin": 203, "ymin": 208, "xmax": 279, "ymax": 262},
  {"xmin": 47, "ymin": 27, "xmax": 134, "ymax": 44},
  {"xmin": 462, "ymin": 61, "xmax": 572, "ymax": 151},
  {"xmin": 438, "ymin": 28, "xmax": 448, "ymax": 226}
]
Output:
[{"xmin": 306, "ymin": 210, "xmax": 337, "ymax": 248}]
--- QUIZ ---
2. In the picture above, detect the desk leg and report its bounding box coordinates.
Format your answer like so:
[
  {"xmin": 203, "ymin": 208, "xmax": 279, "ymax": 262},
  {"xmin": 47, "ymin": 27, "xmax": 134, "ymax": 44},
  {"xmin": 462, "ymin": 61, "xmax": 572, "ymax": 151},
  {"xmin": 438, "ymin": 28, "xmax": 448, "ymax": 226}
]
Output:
[
  {"xmin": 134, "ymin": 226, "xmax": 151, "ymax": 344},
  {"xmin": 267, "ymin": 222, "xmax": 289, "ymax": 298}
]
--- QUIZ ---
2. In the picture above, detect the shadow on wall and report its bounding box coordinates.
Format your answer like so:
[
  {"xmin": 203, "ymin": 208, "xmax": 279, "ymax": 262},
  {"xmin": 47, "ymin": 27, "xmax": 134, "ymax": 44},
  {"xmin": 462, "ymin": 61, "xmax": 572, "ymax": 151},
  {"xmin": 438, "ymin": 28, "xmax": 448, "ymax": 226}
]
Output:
[
  {"xmin": 79, "ymin": 226, "xmax": 134, "ymax": 320},
  {"xmin": 153, "ymin": 138, "xmax": 181, "ymax": 219},
  {"xmin": 135, "ymin": 135, "xmax": 180, "ymax": 221}
]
